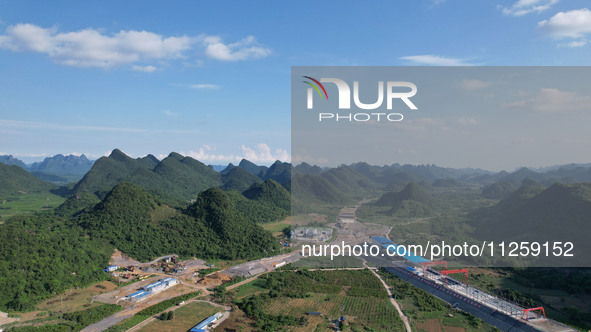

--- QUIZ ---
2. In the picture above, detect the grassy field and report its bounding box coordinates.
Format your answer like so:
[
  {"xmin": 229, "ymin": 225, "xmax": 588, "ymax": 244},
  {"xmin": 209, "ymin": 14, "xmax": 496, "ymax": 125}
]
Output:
[
  {"xmin": 0, "ymin": 192, "xmax": 65, "ymax": 220},
  {"xmin": 36, "ymin": 281, "xmax": 118, "ymax": 314},
  {"xmin": 264, "ymin": 293, "xmax": 402, "ymax": 331},
  {"xmin": 2, "ymin": 280, "xmax": 118, "ymax": 330},
  {"xmin": 138, "ymin": 301, "xmax": 220, "ymax": 332},
  {"xmin": 290, "ymin": 255, "xmax": 365, "ymax": 269},
  {"xmin": 262, "ymin": 217, "xmax": 291, "ymax": 233},
  {"xmin": 289, "ymin": 212, "xmax": 332, "ymax": 227},
  {"xmin": 234, "ymin": 277, "xmax": 269, "ymax": 299},
  {"xmin": 237, "ymin": 269, "xmax": 406, "ymax": 331}
]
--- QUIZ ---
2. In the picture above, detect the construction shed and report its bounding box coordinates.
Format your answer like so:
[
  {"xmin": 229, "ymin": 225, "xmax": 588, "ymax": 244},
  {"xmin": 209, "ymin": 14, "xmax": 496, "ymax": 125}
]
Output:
[{"xmin": 189, "ymin": 312, "xmax": 223, "ymax": 332}]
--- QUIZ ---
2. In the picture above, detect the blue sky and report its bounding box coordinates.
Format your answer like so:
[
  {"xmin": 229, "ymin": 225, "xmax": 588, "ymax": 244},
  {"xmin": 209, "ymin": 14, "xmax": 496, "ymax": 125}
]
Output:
[{"xmin": 1, "ymin": 0, "xmax": 590, "ymax": 168}]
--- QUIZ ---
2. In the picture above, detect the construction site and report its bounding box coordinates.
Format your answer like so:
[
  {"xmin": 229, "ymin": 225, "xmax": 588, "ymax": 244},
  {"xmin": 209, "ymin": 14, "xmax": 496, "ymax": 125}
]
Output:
[
  {"xmin": 370, "ymin": 236, "xmax": 577, "ymax": 332},
  {"xmin": 311, "ymin": 202, "xmax": 579, "ymax": 332},
  {"xmin": 125, "ymin": 277, "xmax": 179, "ymax": 302},
  {"xmin": 291, "ymin": 226, "xmax": 333, "ymax": 242}
]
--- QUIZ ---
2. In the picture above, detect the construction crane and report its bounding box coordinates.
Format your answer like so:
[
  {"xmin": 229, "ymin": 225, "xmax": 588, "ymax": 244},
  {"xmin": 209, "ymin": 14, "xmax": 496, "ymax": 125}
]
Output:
[
  {"xmin": 521, "ymin": 307, "xmax": 546, "ymax": 321},
  {"xmin": 420, "ymin": 261, "xmax": 448, "ymax": 271},
  {"xmin": 440, "ymin": 269, "xmax": 469, "ymax": 286}
]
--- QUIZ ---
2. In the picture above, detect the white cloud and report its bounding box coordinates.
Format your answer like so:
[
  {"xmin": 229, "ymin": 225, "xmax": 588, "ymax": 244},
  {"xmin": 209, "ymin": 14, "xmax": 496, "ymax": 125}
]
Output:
[
  {"xmin": 190, "ymin": 84, "xmax": 220, "ymax": 89},
  {"xmin": 203, "ymin": 35, "xmax": 271, "ymax": 61},
  {"xmin": 504, "ymin": 88, "xmax": 591, "ymax": 112},
  {"xmin": 170, "ymin": 143, "xmax": 289, "ymax": 164},
  {"xmin": 399, "ymin": 55, "xmax": 472, "ymax": 66},
  {"xmin": 0, "ymin": 23, "xmax": 272, "ymax": 69},
  {"xmin": 538, "ymin": 8, "xmax": 591, "ymax": 39},
  {"xmin": 241, "ymin": 143, "xmax": 290, "ymax": 163},
  {"xmin": 131, "ymin": 65, "xmax": 157, "ymax": 72},
  {"xmin": 558, "ymin": 39, "xmax": 587, "ymax": 47},
  {"xmin": 0, "ymin": 24, "xmax": 192, "ymax": 67},
  {"xmin": 501, "ymin": 0, "xmax": 559, "ymax": 16},
  {"xmin": 179, "ymin": 146, "xmax": 238, "ymax": 163},
  {"xmin": 459, "ymin": 79, "xmax": 492, "ymax": 90}
]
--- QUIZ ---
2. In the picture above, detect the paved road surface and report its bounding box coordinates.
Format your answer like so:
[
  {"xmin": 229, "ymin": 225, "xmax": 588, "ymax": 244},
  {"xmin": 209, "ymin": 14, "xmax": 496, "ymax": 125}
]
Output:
[{"xmin": 80, "ymin": 310, "xmax": 134, "ymax": 332}]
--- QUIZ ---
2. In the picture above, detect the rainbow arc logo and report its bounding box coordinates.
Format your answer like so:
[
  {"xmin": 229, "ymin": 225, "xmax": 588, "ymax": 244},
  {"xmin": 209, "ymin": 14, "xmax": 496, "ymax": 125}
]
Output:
[{"xmin": 302, "ymin": 76, "xmax": 328, "ymax": 102}]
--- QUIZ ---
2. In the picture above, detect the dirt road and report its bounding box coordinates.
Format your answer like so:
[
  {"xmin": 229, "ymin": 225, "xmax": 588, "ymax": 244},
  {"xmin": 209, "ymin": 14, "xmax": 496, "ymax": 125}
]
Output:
[{"xmin": 369, "ymin": 266, "xmax": 412, "ymax": 332}]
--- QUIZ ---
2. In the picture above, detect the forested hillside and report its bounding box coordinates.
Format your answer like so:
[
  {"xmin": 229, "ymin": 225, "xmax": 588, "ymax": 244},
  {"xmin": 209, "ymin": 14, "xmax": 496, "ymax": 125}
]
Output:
[{"xmin": 0, "ymin": 180, "xmax": 283, "ymax": 311}]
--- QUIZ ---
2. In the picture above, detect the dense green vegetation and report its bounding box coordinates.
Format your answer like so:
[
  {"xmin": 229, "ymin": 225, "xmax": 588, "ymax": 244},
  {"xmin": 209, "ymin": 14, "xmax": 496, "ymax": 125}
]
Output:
[
  {"xmin": 294, "ymin": 162, "xmax": 323, "ymax": 175},
  {"xmin": 291, "ymin": 172, "xmax": 345, "ymax": 206},
  {"xmin": 238, "ymin": 295, "xmax": 306, "ymax": 331},
  {"xmin": 471, "ymin": 182, "xmax": 591, "ymax": 266},
  {"xmin": 0, "ymin": 181, "xmax": 282, "ymax": 311},
  {"xmin": 0, "ymin": 215, "xmax": 113, "ymax": 311},
  {"xmin": 73, "ymin": 150, "xmax": 224, "ymax": 202},
  {"xmin": 220, "ymin": 166, "xmax": 261, "ymax": 191},
  {"xmin": 235, "ymin": 270, "xmax": 404, "ymax": 331},
  {"xmin": 237, "ymin": 158, "xmax": 267, "ymax": 176},
  {"xmin": 0, "ymin": 164, "xmax": 55, "ymax": 196},
  {"xmin": 481, "ymin": 181, "xmax": 516, "ymax": 199},
  {"xmin": 79, "ymin": 184, "xmax": 280, "ymax": 261},
  {"xmin": 71, "ymin": 150, "xmax": 292, "ymax": 204},
  {"xmin": 4, "ymin": 154, "xmax": 591, "ymax": 331},
  {"xmin": 372, "ymin": 182, "xmax": 434, "ymax": 217},
  {"xmin": 229, "ymin": 179, "xmax": 290, "ymax": 223},
  {"xmin": 54, "ymin": 192, "xmax": 100, "ymax": 217},
  {"xmin": 258, "ymin": 160, "xmax": 291, "ymax": 184}
]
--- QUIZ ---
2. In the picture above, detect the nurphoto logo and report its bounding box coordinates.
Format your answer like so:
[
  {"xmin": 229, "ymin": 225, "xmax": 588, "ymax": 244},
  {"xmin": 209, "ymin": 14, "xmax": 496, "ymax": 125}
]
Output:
[{"xmin": 303, "ymin": 76, "xmax": 418, "ymax": 122}]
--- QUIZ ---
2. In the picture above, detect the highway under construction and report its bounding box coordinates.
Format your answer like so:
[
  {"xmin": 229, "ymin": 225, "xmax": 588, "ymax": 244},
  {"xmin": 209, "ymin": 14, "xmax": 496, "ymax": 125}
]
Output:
[
  {"xmin": 365, "ymin": 236, "xmax": 576, "ymax": 332},
  {"xmin": 323, "ymin": 203, "xmax": 578, "ymax": 332}
]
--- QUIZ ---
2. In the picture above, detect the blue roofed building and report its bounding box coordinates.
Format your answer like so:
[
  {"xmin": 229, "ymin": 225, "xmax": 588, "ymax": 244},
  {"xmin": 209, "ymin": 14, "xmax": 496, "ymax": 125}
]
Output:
[
  {"xmin": 372, "ymin": 236, "xmax": 430, "ymax": 264},
  {"xmin": 189, "ymin": 312, "xmax": 223, "ymax": 332},
  {"xmin": 104, "ymin": 265, "xmax": 118, "ymax": 272}
]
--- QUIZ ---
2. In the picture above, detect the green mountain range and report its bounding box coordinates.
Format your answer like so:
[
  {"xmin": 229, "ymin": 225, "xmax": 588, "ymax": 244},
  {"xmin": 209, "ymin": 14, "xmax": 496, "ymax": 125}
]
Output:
[
  {"xmin": 0, "ymin": 155, "xmax": 27, "ymax": 169},
  {"xmin": 221, "ymin": 166, "xmax": 262, "ymax": 192},
  {"xmin": 291, "ymin": 172, "xmax": 345, "ymax": 205},
  {"xmin": 0, "ymin": 180, "xmax": 284, "ymax": 311},
  {"xmin": 374, "ymin": 182, "xmax": 434, "ymax": 217},
  {"xmin": 71, "ymin": 149, "xmax": 292, "ymax": 204},
  {"xmin": 473, "ymin": 182, "xmax": 591, "ymax": 263},
  {"xmin": 482, "ymin": 181, "xmax": 516, "ymax": 199},
  {"xmin": 0, "ymin": 163, "xmax": 54, "ymax": 196},
  {"xmin": 73, "ymin": 149, "xmax": 223, "ymax": 202},
  {"xmin": 1, "ymin": 154, "xmax": 95, "ymax": 184}
]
